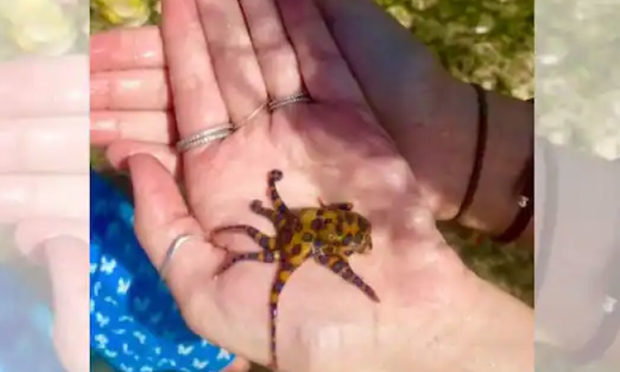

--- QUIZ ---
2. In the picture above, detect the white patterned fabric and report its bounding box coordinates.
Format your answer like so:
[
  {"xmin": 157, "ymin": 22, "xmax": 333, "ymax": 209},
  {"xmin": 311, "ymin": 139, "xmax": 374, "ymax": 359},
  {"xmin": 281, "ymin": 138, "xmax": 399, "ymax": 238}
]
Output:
[{"xmin": 90, "ymin": 170, "xmax": 234, "ymax": 372}]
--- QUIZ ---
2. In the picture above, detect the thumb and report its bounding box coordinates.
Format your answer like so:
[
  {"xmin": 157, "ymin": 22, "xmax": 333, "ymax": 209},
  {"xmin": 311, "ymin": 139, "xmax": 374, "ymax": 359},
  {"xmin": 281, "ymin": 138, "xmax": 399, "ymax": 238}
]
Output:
[{"xmin": 127, "ymin": 153, "xmax": 225, "ymax": 307}]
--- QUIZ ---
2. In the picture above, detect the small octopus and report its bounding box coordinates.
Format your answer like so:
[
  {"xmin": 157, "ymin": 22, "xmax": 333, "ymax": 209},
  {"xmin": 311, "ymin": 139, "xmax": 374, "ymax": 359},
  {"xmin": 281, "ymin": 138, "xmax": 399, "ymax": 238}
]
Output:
[{"xmin": 212, "ymin": 169, "xmax": 380, "ymax": 369}]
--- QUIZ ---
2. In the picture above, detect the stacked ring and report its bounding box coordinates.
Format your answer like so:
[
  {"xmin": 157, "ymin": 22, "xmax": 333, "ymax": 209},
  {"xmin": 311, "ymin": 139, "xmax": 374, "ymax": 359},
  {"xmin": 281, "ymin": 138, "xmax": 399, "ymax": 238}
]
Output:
[
  {"xmin": 174, "ymin": 93, "xmax": 313, "ymax": 154},
  {"xmin": 175, "ymin": 124, "xmax": 234, "ymax": 154}
]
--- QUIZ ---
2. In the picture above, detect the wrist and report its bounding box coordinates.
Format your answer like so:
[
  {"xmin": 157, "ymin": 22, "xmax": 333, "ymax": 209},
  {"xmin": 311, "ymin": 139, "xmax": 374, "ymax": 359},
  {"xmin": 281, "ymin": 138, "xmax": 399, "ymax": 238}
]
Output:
[
  {"xmin": 387, "ymin": 71, "xmax": 480, "ymax": 221},
  {"xmin": 299, "ymin": 222, "xmax": 533, "ymax": 372},
  {"xmin": 304, "ymin": 271, "xmax": 533, "ymax": 372},
  {"xmin": 457, "ymin": 89, "xmax": 533, "ymax": 238},
  {"xmin": 419, "ymin": 75, "xmax": 533, "ymax": 242},
  {"xmin": 448, "ymin": 276, "xmax": 534, "ymax": 372},
  {"xmin": 379, "ymin": 274, "xmax": 534, "ymax": 372}
]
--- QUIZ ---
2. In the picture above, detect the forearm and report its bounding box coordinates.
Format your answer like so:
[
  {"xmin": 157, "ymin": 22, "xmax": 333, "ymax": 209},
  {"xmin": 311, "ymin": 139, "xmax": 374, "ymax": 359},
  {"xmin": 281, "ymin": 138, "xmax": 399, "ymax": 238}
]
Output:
[
  {"xmin": 298, "ymin": 218, "xmax": 534, "ymax": 372},
  {"xmin": 437, "ymin": 80, "xmax": 534, "ymax": 240},
  {"xmin": 371, "ymin": 71, "xmax": 534, "ymax": 243},
  {"xmin": 432, "ymin": 274, "xmax": 534, "ymax": 372},
  {"xmin": 381, "ymin": 275, "xmax": 533, "ymax": 372},
  {"xmin": 318, "ymin": 0, "xmax": 534, "ymax": 243}
]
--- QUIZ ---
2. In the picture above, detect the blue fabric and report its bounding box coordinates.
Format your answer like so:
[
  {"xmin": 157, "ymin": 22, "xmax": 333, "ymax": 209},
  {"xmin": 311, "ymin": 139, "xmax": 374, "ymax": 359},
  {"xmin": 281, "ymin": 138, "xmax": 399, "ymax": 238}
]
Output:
[{"xmin": 90, "ymin": 170, "xmax": 234, "ymax": 372}]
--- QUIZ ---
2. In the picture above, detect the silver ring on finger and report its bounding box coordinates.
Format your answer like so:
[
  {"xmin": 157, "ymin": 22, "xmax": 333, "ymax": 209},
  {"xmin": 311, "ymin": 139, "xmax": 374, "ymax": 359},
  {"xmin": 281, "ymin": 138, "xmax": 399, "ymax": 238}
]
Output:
[
  {"xmin": 268, "ymin": 92, "xmax": 313, "ymax": 112},
  {"xmin": 175, "ymin": 123, "xmax": 234, "ymax": 154},
  {"xmin": 159, "ymin": 233, "xmax": 202, "ymax": 282}
]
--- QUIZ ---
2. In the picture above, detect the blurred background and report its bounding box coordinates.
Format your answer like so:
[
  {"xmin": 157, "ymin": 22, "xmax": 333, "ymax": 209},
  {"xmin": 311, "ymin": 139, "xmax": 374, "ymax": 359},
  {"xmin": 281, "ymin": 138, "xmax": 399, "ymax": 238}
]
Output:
[{"xmin": 8, "ymin": 0, "xmax": 618, "ymax": 371}]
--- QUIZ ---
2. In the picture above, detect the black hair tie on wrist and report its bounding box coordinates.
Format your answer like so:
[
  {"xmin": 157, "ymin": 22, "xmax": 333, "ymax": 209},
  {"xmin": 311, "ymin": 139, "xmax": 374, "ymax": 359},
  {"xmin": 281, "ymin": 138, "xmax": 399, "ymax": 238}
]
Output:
[
  {"xmin": 453, "ymin": 84, "xmax": 488, "ymax": 222},
  {"xmin": 495, "ymin": 154, "xmax": 534, "ymax": 243}
]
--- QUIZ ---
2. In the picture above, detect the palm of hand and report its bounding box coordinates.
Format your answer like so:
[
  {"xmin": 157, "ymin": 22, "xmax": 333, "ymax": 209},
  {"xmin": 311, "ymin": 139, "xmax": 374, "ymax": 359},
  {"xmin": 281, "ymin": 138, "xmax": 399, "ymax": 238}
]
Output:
[{"xmin": 152, "ymin": 103, "xmax": 463, "ymax": 370}]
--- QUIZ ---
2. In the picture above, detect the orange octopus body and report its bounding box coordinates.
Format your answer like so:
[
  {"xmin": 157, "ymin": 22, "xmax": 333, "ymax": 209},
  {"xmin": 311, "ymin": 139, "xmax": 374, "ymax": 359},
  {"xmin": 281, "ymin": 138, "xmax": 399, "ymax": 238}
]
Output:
[{"xmin": 213, "ymin": 170, "xmax": 379, "ymax": 369}]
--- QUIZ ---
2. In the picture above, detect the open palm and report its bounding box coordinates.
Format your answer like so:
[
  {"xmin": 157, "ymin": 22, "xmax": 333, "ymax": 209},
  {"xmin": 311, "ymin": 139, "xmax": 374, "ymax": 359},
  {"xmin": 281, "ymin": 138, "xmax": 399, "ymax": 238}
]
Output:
[{"xmin": 115, "ymin": 0, "xmax": 474, "ymax": 371}]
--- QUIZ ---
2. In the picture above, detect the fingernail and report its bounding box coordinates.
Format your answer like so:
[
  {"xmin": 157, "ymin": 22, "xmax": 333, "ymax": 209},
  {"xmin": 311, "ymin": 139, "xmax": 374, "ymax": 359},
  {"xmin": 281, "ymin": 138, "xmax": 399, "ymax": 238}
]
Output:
[
  {"xmin": 90, "ymin": 116, "xmax": 119, "ymax": 143},
  {"xmin": 91, "ymin": 117, "xmax": 117, "ymax": 131}
]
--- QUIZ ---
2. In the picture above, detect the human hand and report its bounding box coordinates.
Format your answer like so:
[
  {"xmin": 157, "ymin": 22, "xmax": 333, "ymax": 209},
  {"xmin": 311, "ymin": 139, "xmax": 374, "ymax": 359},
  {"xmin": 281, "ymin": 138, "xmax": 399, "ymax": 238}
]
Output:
[
  {"xmin": 120, "ymin": 1, "xmax": 532, "ymax": 371},
  {"xmin": 90, "ymin": 0, "xmax": 533, "ymax": 245},
  {"xmin": 0, "ymin": 55, "xmax": 89, "ymax": 372},
  {"xmin": 88, "ymin": 0, "xmax": 449, "ymax": 185}
]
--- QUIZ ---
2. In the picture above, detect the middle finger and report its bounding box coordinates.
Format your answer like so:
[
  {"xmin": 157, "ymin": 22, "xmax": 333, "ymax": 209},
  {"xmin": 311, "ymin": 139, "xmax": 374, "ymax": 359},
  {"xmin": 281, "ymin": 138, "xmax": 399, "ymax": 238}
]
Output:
[
  {"xmin": 161, "ymin": 0, "xmax": 229, "ymax": 142},
  {"xmin": 196, "ymin": 0, "xmax": 269, "ymax": 126},
  {"xmin": 239, "ymin": 0, "xmax": 304, "ymax": 99}
]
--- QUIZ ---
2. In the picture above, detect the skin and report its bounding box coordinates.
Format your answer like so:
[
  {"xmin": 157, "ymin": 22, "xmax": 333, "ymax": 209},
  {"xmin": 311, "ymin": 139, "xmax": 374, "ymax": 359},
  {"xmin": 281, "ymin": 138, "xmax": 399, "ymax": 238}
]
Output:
[
  {"xmin": 0, "ymin": 46, "xmax": 250, "ymax": 372},
  {"xmin": 105, "ymin": 0, "xmax": 533, "ymax": 371},
  {"xmin": 213, "ymin": 169, "xmax": 378, "ymax": 369},
  {"xmin": 313, "ymin": 0, "xmax": 534, "ymax": 243}
]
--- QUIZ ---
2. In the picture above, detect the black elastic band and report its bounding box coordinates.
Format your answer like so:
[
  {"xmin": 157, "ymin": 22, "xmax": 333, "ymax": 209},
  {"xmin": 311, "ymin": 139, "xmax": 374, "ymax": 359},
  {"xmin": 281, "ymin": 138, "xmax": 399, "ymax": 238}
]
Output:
[
  {"xmin": 453, "ymin": 84, "xmax": 488, "ymax": 221},
  {"xmin": 494, "ymin": 98, "xmax": 534, "ymax": 242},
  {"xmin": 495, "ymin": 155, "xmax": 534, "ymax": 242}
]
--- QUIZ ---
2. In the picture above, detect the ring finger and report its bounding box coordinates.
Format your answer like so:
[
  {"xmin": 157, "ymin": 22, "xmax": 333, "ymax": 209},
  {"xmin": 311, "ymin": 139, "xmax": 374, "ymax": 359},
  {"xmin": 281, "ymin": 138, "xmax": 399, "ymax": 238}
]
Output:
[
  {"xmin": 196, "ymin": 0, "xmax": 269, "ymax": 127},
  {"xmin": 160, "ymin": 0, "xmax": 238, "ymax": 211},
  {"xmin": 161, "ymin": 0, "xmax": 229, "ymax": 150},
  {"xmin": 239, "ymin": 0, "xmax": 305, "ymax": 99}
]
